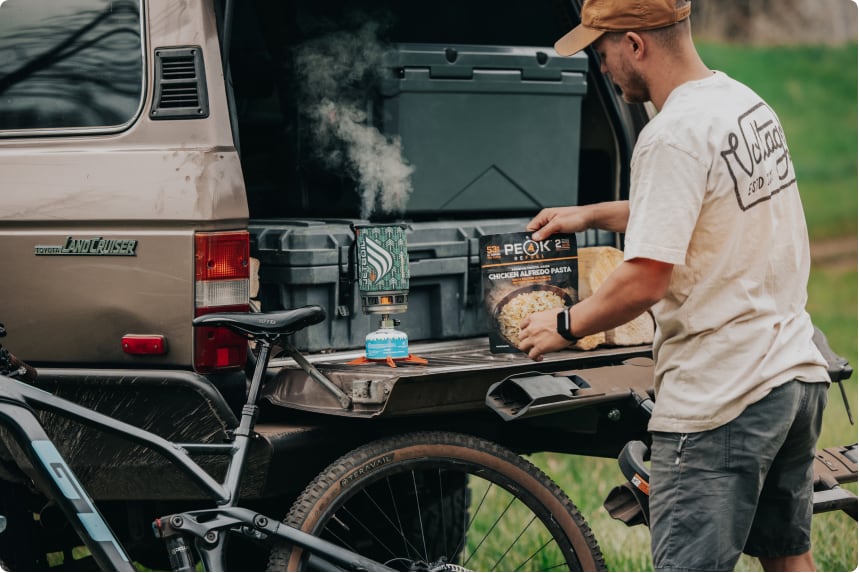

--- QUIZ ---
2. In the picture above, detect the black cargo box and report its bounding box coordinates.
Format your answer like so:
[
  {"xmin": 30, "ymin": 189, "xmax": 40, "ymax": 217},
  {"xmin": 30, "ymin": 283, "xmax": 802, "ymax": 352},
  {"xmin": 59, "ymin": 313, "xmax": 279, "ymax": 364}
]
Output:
[
  {"xmin": 250, "ymin": 220, "xmax": 613, "ymax": 352},
  {"xmin": 380, "ymin": 43, "xmax": 588, "ymax": 214}
]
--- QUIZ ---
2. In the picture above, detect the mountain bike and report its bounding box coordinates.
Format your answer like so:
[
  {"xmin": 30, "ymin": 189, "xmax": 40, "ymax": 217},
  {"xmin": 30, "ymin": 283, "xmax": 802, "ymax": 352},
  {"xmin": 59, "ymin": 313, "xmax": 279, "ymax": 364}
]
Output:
[{"xmin": 0, "ymin": 309, "xmax": 604, "ymax": 571}]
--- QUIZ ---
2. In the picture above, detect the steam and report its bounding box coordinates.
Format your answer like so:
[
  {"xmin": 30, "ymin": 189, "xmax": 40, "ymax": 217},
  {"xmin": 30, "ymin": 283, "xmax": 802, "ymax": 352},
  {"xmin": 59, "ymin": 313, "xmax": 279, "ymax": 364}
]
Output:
[{"xmin": 294, "ymin": 20, "xmax": 414, "ymax": 219}]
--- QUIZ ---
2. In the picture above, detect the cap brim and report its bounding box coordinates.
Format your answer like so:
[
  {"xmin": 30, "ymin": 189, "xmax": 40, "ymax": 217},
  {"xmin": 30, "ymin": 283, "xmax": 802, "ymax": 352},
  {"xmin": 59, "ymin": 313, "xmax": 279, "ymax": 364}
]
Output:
[{"xmin": 554, "ymin": 25, "xmax": 605, "ymax": 57}]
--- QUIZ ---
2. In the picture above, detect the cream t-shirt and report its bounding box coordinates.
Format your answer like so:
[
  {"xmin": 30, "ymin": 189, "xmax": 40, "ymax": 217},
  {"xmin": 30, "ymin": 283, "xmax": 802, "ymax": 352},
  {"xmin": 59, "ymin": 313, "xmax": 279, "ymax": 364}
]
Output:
[{"xmin": 624, "ymin": 71, "xmax": 829, "ymax": 433}]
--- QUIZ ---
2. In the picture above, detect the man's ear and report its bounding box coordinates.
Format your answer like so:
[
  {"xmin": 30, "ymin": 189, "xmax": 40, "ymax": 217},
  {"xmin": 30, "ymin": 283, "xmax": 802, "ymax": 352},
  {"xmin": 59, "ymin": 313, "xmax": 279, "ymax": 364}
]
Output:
[{"xmin": 625, "ymin": 31, "xmax": 645, "ymax": 60}]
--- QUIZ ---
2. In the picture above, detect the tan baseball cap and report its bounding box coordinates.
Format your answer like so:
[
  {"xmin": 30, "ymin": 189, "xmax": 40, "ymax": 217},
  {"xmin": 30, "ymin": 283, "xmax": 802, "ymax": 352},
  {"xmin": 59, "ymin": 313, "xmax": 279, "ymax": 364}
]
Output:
[{"xmin": 555, "ymin": 0, "xmax": 692, "ymax": 56}]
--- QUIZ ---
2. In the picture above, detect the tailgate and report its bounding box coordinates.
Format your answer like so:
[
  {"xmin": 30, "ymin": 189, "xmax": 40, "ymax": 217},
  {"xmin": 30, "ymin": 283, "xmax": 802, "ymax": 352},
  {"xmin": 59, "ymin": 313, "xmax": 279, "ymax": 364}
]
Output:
[{"xmin": 262, "ymin": 338, "xmax": 653, "ymax": 418}]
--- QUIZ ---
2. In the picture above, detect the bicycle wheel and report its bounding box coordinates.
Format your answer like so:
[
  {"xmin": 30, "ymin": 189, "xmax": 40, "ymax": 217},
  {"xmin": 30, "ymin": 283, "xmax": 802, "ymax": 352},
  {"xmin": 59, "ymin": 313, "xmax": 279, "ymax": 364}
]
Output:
[{"xmin": 268, "ymin": 431, "xmax": 606, "ymax": 571}]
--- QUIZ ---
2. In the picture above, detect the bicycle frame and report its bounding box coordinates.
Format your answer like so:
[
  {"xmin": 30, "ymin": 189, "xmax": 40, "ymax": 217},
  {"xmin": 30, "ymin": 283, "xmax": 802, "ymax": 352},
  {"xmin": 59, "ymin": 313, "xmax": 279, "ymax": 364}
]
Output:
[{"xmin": 0, "ymin": 339, "xmax": 392, "ymax": 571}]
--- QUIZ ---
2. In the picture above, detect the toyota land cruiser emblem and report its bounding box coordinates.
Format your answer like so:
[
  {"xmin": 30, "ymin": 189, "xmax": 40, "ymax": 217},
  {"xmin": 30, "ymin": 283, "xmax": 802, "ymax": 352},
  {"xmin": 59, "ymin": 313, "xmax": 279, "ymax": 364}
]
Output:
[{"xmin": 34, "ymin": 237, "xmax": 138, "ymax": 256}]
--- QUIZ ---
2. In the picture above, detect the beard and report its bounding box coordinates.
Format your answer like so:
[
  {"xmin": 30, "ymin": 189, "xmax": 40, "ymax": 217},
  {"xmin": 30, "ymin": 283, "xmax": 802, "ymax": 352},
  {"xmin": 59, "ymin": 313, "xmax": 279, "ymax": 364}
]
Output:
[{"xmin": 614, "ymin": 61, "xmax": 650, "ymax": 104}]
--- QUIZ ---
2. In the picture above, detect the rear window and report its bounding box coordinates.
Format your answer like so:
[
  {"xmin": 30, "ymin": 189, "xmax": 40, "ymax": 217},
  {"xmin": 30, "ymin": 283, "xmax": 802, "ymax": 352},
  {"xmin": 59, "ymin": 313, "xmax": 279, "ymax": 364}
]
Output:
[{"xmin": 0, "ymin": 0, "xmax": 144, "ymax": 134}]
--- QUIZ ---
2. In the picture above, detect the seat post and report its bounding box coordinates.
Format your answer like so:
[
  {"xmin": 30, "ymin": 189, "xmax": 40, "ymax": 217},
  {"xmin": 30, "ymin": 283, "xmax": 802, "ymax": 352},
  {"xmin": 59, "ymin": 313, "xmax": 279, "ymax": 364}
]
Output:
[
  {"xmin": 221, "ymin": 338, "xmax": 273, "ymax": 507},
  {"xmin": 245, "ymin": 338, "xmax": 272, "ymax": 408}
]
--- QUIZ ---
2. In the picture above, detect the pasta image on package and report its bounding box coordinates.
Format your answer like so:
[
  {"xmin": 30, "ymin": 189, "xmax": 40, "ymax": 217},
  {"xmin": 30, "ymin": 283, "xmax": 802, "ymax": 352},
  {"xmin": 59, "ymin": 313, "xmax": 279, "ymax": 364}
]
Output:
[{"xmin": 479, "ymin": 232, "xmax": 578, "ymax": 353}]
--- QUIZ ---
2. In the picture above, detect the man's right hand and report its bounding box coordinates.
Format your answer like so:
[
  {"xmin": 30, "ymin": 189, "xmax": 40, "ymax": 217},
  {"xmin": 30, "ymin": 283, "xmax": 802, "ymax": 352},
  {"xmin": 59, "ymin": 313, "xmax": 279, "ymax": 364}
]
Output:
[
  {"xmin": 527, "ymin": 201, "xmax": 630, "ymax": 240},
  {"xmin": 526, "ymin": 206, "xmax": 593, "ymax": 241}
]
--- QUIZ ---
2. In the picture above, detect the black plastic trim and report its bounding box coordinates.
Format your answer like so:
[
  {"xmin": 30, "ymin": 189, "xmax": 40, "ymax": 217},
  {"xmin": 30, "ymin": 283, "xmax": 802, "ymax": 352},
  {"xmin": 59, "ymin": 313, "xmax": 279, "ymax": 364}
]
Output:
[{"xmin": 150, "ymin": 46, "xmax": 210, "ymax": 120}]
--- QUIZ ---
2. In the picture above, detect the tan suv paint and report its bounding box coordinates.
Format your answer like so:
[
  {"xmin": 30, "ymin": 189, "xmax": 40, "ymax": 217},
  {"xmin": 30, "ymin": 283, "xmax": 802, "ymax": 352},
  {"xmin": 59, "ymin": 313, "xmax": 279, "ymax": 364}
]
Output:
[{"xmin": 0, "ymin": 0, "xmax": 248, "ymax": 366}]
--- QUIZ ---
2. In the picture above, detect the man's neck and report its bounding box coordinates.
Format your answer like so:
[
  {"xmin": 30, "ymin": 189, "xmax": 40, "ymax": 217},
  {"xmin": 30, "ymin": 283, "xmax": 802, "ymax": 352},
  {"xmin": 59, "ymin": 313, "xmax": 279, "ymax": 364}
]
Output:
[{"xmin": 649, "ymin": 54, "xmax": 712, "ymax": 111}]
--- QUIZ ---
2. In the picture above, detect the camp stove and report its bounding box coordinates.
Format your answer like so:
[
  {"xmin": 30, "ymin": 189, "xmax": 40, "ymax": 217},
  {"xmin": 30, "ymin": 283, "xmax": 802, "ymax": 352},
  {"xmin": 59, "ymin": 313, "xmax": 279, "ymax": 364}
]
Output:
[{"xmin": 348, "ymin": 224, "xmax": 426, "ymax": 367}]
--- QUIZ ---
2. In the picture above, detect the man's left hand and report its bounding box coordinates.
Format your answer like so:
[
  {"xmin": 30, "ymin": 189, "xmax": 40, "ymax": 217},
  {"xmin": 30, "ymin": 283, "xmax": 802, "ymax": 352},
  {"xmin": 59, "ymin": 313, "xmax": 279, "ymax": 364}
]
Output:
[{"xmin": 518, "ymin": 309, "xmax": 571, "ymax": 361}]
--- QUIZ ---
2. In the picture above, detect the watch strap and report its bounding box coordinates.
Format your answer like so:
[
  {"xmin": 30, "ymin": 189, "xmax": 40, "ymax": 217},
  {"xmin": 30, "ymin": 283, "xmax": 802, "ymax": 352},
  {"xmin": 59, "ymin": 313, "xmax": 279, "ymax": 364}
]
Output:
[{"xmin": 556, "ymin": 307, "xmax": 579, "ymax": 343}]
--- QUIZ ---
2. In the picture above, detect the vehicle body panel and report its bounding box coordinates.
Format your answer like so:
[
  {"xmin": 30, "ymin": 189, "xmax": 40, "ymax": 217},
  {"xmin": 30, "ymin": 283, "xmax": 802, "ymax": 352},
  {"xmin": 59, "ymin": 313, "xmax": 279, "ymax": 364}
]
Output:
[{"xmin": 0, "ymin": 0, "xmax": 248, "ymax": 366}]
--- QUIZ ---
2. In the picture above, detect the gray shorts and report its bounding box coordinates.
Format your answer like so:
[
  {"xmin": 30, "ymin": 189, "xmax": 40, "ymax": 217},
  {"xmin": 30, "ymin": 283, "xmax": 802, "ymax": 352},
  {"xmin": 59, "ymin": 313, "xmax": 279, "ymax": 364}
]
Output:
[{"xmin": 649, "ymin": 379, "xmax": 828, "ymax": 571}]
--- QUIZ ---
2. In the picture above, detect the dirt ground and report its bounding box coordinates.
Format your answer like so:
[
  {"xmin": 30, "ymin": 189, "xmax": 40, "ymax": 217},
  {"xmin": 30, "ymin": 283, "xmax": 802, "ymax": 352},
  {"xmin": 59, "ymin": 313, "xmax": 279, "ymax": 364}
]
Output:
[{"xmin": 810, "ymin": 235, "xmax": 858, "ymax": 271}]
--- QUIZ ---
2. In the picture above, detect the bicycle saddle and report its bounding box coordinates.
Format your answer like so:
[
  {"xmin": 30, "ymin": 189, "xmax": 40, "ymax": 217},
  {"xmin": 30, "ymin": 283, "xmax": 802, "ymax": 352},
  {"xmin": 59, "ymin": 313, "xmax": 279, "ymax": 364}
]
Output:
[{"xmin": 192, "ymin": 306, "xmax": 326, "ymax": 338}]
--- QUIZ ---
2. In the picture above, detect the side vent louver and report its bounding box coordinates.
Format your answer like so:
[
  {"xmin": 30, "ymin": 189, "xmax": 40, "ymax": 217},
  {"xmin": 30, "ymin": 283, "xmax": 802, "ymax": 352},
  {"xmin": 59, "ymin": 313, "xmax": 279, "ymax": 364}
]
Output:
[{"xmin": 150, "ymin": 47, "xmax": 209, "ymax": 120}]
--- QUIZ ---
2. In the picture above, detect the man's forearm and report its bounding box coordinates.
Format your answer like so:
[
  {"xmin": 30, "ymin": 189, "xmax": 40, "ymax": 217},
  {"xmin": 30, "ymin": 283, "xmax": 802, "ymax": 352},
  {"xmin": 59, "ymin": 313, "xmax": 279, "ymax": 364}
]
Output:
[
  {"xmin": 568, "ymin": 257, "xmax": 671, "ymax": 337},
  {"xmin": 516, "ymin": 257, "xmax": 672, "ymax": 362},
  {"xmin": 584, "ymin": 200, "xmax": 630, "ymax": 233}
]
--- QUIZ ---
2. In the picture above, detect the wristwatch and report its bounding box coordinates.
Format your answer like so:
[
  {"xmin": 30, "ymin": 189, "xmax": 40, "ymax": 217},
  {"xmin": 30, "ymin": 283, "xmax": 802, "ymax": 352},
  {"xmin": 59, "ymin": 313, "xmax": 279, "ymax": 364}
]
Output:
[{"xmin": 556, "ymin": 307, "xmax": 579, "ymax": 343}]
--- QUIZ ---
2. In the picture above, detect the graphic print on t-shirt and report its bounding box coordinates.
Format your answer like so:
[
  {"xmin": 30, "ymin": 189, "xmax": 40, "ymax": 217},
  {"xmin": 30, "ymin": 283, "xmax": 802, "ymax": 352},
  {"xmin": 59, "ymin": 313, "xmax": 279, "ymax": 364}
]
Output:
[{"xmin": 719, "ymin": 102, "xmax": 796, "ymax": 211}]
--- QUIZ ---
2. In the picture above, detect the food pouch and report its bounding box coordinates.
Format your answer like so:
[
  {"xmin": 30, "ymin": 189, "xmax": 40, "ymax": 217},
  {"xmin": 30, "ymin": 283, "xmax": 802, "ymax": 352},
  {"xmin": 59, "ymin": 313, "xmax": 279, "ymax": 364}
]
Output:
[{"xmin": 479, "ymin": 232, "xmax": 578, "ymax": 353}]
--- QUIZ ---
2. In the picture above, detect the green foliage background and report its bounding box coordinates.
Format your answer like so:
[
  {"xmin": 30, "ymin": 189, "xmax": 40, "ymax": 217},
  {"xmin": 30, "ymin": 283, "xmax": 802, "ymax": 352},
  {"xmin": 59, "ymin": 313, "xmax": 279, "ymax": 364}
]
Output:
[{"xmin": 697, "ymin": 43, "xmax": 858, "ymax": 240}]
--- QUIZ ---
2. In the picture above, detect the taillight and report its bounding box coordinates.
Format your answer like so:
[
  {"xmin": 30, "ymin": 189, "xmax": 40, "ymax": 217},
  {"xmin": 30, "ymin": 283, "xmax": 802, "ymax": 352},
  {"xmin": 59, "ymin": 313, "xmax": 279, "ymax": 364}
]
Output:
[{"xmin": 194, "ymin": 230, "xmax": 250, "ymax": 373}]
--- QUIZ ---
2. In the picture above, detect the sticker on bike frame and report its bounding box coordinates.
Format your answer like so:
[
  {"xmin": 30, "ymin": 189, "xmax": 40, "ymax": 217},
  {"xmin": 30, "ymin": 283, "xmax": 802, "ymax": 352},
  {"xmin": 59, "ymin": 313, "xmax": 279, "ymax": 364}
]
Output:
[{"xmin": 31, "ymin": 440, "xmax": 130, "ymax": 562}]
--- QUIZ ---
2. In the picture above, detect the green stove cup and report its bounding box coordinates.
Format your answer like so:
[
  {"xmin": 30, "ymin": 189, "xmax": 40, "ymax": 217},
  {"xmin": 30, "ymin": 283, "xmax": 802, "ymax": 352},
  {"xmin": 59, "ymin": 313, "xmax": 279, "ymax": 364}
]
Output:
[{"xmin": 353, "ymin": 224, "xmax": 409, "ymax": 315}]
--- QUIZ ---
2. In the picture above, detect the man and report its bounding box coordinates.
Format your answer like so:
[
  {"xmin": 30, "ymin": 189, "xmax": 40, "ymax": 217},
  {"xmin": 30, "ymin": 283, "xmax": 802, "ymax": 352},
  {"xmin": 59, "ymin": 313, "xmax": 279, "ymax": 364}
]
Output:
[{"xmin": 517, "ymin": 0, "xmax": 831, "ymax": 570}]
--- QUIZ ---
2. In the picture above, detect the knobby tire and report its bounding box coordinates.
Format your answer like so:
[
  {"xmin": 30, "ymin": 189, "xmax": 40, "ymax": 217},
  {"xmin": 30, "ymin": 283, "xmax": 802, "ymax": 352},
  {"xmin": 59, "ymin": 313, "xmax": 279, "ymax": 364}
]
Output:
[{"xmin": 267, "ymin": 431, "xmax": 606, "ymax": 572}]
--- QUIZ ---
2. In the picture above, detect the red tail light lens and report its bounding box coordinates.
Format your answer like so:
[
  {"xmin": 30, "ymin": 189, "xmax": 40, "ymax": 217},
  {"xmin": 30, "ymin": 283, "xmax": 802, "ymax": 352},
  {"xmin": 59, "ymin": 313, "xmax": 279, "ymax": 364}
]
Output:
[
  {"xmin": 194, "ymin": 231, "xmax": 250, "ymax": 373},
  {"xmin": 195, "ymin": 232, "xmax": 250, "ymax": 282}
]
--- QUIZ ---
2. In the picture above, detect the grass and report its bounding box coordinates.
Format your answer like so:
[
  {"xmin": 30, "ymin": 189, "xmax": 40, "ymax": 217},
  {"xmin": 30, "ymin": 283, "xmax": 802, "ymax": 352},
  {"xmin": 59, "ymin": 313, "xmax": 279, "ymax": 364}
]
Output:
[
  {"xmin": 809, "ymin": 264, "xmax": 858, "ymax": 448},
  {"xmin": 528, "ymin": 42, "xmax": 859, "ymax": 572}
]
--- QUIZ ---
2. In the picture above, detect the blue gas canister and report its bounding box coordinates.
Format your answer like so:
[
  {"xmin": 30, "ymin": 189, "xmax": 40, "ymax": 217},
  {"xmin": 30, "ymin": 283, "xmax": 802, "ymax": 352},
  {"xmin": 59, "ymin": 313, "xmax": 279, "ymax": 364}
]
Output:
[{"xmin": 365, "ymin": 317, "xmax": 409, "ymax": 360}]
